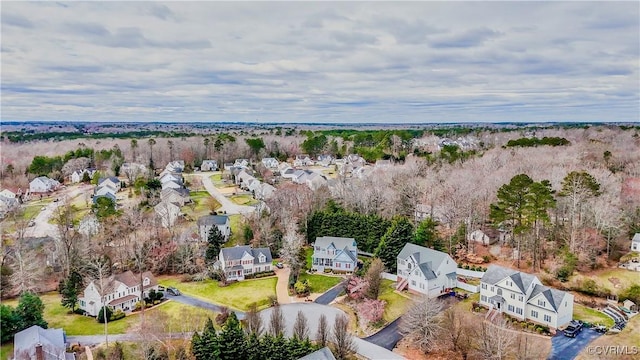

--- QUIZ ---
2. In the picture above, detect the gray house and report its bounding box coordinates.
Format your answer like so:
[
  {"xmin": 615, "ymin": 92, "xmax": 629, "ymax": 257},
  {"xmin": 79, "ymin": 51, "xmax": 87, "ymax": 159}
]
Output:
[
  {"xmin": 219, "ymin": 245, "xmax": 273, "ymax": 281},
  {"xmin": 13, "ymin": 325, "xmax": 75, "ymax": 360},
  {"xmin": 197, "ymin": 215, "xmax": 231, "ymax": 241},
  {"xmin": 311, "ymin": 236, "xmax": 358, "ymax": 273}
]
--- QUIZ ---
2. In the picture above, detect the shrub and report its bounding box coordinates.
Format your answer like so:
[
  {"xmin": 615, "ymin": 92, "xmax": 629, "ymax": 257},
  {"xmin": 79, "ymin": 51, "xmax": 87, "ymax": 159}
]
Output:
[
  {"xmin": 97, "ymin": 306, "xmax": 113, "ymax": 323},
  {"xmin": 111, "ymin": 310, "xmax": 125, "ymax": 321},
  {"xmin": 294, "ymin": 280, "xmax": 311, "ymax": 296},
  {"xmin": 556, "ymin": 266, "xmax": 572, "ymax": 282},
  {"xmin": 73, "ymin": 308, "xmax": 86, "ymax": 315},
  {"xmin": 482, "ymin": 255, "xmax": 491, "ymax": 263},
  {"xmin": 324, "ymin": 269, "xmax": 332, "ymax": 274},
  {"xmin": 464, "ymin": 265, "xmax": 470, "ymax": 270}
]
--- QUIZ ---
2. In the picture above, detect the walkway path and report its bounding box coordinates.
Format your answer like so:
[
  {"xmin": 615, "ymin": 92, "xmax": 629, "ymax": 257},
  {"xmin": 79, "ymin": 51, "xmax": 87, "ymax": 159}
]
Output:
[
  {"xmin": 275, "ymin": 265, "xmax": 292, "ymax": 304},
  {"xmin": 196, "ymin": 172, "xmax": 255, "ymax": 215}
]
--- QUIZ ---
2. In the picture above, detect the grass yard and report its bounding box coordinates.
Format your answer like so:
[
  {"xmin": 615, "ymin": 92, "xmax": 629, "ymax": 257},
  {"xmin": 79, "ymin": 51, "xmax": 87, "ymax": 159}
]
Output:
[
  {"xmin": 158, "ymin": 276, "xmax": 277, "ymax": 311},
  {"xmin": 576, "ymin": 315, "xmax": 640, "ymax": 360},
  {"xmin": 183, "ymin": 191, "xmax": 221, "ymax": 219},
  {"xmin": 453, "ymin": 292, "xmax": 480, "ymax": 312},
  {"xmin": 224, "ymin": 214, "xmax": 245, "ymax": 246},
  {"xmin": 0, "ymin": 343, "xmax": 13, "ymax": 360},
  {"xmin": 378, "ymin": 279, "xmax": 412, "ymax": 322},
  {"xmin": 573, "ymin": 304, "xmax": 614, "ymax": 327},
  {"xmin": 570, "ymin": 268, "xmax": 639, "ymax": 294},
  {"xmin": 305, "ymin": 247, "xmax": 313, "ymax": 270},
  {"xmin": 229, "ymin": 194, "xmax": 259, "ymax": 206},
  {"xmin": 298, "ymin": 273, "xmax": 342, "ymax": 294},
  {"xmin": 2, "ymin": 293, "xmax": 135, "ymax": 335}
]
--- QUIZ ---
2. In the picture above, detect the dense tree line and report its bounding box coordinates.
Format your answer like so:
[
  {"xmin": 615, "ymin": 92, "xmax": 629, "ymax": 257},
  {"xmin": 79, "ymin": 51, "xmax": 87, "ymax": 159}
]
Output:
[
  {"xmin": 191, "ymin": 313, "xmax": 317, "ymax": 360},
  {"xmin": 505, "ymin": 136, "xmax": 570, "ymax": 148},
  {"xmin": 4, "ymin": 130, "xmax": 196, "ymax": 143},
  {"xmin": 28, "ymin": 146, "xmax": 124, "ymax": 177}
]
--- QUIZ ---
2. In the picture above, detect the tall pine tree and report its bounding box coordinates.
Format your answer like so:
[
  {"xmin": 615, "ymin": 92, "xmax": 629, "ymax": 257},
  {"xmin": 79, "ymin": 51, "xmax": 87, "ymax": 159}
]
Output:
[
  {"xmin": 218, "ymin": 312, "xmax": 247, "ymax": 360},
  {"xmin": 206, "ymin": 226, "xmax": 226, "ymax": 263},
  {"xmin": 376, "ymin": 217, "xmax": 414, "ymax": 272}
]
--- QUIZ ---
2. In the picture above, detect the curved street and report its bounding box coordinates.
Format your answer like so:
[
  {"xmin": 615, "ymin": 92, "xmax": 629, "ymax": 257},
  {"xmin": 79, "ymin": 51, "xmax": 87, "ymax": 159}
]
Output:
[{"xmin": 195, "ymin": 172, "xmax": 255, "ymax": 215}]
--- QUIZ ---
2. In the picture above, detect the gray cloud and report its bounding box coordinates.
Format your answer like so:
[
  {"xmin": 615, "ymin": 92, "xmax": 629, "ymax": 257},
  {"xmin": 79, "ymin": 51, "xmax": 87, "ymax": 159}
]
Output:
[{"xmin": 1, "ymin": 2, "xmax": 638, "ymax": 123}]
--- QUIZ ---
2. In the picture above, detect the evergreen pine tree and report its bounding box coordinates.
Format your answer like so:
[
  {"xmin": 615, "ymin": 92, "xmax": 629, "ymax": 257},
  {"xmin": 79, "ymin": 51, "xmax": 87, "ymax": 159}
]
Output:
[
  {"xmin": 206, "ymin": 226, "xmax": 226, "ymax": 263},
  {"xmin": 375, "ymin": 217, "xmax": 414, "ymax": 272},
  {"xmin": 218, "ymin": 313, "xmax": 247, "ymax": 360}
]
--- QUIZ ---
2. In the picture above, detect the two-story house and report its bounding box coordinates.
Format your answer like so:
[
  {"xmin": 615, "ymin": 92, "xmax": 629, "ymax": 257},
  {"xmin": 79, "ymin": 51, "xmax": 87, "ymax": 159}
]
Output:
[
  {"xmin": 396, "ymin": 243, "xmax": 458, "ymax": 297},
  {"xmin": 79, "ymin": 271, "xmax": 158, "ymax": 317},
  {"xmin": 197, "ymin": 215, "xmax": 231, "ymax": 241},
  {"xmin": 29, "ymin": 176, "xmax": 60, "ymax": 194},
  {"xmin": 479, "ymin": 265, "xmax": 574, "ymax": 329},
  {"xmin": 261, "ymin": 157, "xmax": 279, "ymax": 169},
  {"xmin": 98, "ymin": 177, "xmax": 121, "ymax": 192},
  {"xmin": 218, "ymin": 245, "xmax": 273, "ymax": 281},
  {"xmin": 201, "ymin": 159, "xmax": 218, "ymax": 171},
  {"xmin": 71, "ymin": 168, "xmax": 96, "ymax": 183},
  {"xmin": 311, "ymin": 236, "xmax": 358, "ymax": 273},
  {"xmin": 13, "ymin": 325, "xmax": 75, "ymax": 360}
]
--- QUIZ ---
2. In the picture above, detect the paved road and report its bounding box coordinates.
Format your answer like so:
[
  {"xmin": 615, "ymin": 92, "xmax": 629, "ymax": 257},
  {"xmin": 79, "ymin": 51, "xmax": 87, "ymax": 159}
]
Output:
[
  {"xmin": 363, "ymin": 317, "xmax": 402, "ymax": 350},
  {"xmin": 25, "ymin": 184, "xmax": 93, "ymax": 238},
  {"xmin": 548, "ymin": 328, "xmax": 601, "ymax": 360},
  {"xmin": 314, "ymin": 281, "xmax": 346, "ymax": 305},
  {"xmin": 166, "ymin": 293, "xmax": 246, "ymax": 320},
  {"xmin": 196, "ymin": 172, "xmax": 255, "ymax": 215},
  {"xmin": 260, "ymin": 303, "xmax": 405, "ymax": 360}
]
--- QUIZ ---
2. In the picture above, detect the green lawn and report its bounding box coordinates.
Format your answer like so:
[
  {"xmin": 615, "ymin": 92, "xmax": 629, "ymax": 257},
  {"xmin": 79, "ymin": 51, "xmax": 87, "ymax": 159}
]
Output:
[
  {"xmin": 1, "ymin": 343, "xmax": 13, "ymax": 360},
  {"xmin": 210, "ymin": 173, "xmax": 233, "ymax": 188},
  {"xmin": 569, "ymin": 268, "xmax": 639, "ymax": 294},
  {"xmin": 1, "ymin": 293, "xmax": 218, "ymax": 338},
  {"xmin": 304, "ymin": 247, "xmax": 313, "ymax": 270},
  {"xmin": 225, "ymin": 214, "xmax": 244, "ymax": 246},
  {"xmin": 158, "ymin": 276, "xmax": 277, "ymax": 311},
  {"xmin": 573, "ymin": 304, "xmax": 614, "ymax": 327},
  {"xmin": 298, "ymin": 273, "xmax": 342, "ymax": 294},
  {"xmin": 378, "ymin": 279, "xmax": 411, "ymax": 322},
  {"xmin": 183, "ymin": 191, "xmax": 220, "ymax": 219},
  {"xmin": 229, "ymin": 194, "xmax": 259, "ymax": 206}
]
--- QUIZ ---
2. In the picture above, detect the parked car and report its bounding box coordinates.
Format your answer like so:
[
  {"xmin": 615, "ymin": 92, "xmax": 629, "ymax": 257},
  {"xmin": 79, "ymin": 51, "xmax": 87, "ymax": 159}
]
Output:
[
  {"xmin": 593, "ymin": 324, "xmax": 608, "ymax": 333},
  {"xmin": 275, "ymin": 262, "xmax": 284, "ymax": 269},
  {"xmin": 564, "ymin": 324, "xmax": 582, "ymax": 338},
  {"xmin": 167, "ymin": 287, "xmax": 181, "ymax": 296},
  {"xmin": 28, "ymin": 220, "xmax": 35, "ymax": 227}
]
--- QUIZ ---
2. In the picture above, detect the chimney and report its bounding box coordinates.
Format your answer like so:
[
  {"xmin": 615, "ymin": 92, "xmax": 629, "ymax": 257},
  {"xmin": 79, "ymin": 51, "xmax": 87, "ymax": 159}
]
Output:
[{"xmin": 35, "ymin": 344, "xmax": 44, "ymax": 360}]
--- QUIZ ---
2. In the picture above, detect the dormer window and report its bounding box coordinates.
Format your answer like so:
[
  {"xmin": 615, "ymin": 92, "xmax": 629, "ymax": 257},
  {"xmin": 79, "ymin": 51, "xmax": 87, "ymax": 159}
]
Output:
[
  {"xmin": 143, "ymin": 277, "xmax": 150, "ymax": 286},
  {"xmin": 259, "ymin": 254, "xmax": 266, "ymax": 263}
]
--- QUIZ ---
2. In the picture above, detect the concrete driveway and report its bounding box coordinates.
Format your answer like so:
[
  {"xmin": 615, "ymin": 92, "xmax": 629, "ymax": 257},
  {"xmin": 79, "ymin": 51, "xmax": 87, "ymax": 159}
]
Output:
[
  {"xmin": 196, "ymin": 172, "xmax": 255, "ymax": 215},
  {"xmin": 548, "ymin": 328, "xmax": 601, "ymax": 360},
  {"xmin": 260, "ymin": 303, "xmax": 405, "ymax": 359}
]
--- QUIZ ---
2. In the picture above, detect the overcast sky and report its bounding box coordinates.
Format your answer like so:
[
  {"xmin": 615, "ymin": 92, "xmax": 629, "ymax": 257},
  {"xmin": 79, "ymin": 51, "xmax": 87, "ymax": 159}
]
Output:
[{"xmin": 2, "ymin": 2, "xmax": 639, "ymax": 123}]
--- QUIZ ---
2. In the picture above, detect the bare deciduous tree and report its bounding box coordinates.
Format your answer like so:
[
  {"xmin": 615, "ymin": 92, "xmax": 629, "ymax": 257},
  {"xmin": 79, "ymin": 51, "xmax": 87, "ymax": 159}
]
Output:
[
  {"xmin": 244, "ymin": 303, "xmax": 263, "ymax": 336},
  {"xmin": 316, "ymin": 314, "xmax": 329, "ymax": 348},
  {"xmin": 292, "ymin": 310, "xmax": 309, "ymax": 340},
  {"xmin": 400, "ymin": 296, "xmax": 444, "ymax": 353},
  {"xmin": 365, "ymin": 258, "xmax": 385, "ymax": 300},
  {"xmin": 440, "ymin": 307, "xmax": 474, "ymax": 359},
  {"xmin": 473, "ymin": 317, "xmax": 514, "ymax": 360},
  {"xmin": 332, "ymin": 314, "xmax": 357, "ymax": 360},
  {"xmin": 269, "ymin": 305, "xmax": 285, "ymax": 336}
]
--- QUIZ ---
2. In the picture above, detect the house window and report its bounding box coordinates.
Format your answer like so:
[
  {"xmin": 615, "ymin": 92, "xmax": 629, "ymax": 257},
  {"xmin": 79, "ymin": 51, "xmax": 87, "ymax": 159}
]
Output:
[
  {"xmin": 538, "ymin": 300, "xmax": 546, "ymax": 307},
  {"xmin": 506, "ymin": 280, "xmax": 512, "ymax": 287},
  {"xmin": 544, "ymin": 315, "xmax": 551, "ymax": 322},
  {"xmin": 481, "ymin": 295, "xmax": 487, "ymax": 302},
  {"xmin": 510, "ymin": 293, "xmax": 515, "ymax": 299},
  {"xmin": 482, "ymin": 284, "xmax": 487, "ymax": 290},
  {"xmin": 531, "ymin": 310, "xmax": 538, "ymax": 318},
  {"xmin": 519, "ymin": 296, "xmax": 523, "ymax": 302},
  {"xmin": 244, "ymin": 269, "xmax": 251, "ymax": 274},
  {"xmin": 420, "ymin": 283, "xmax": 424, "ymax": 289},
  {"xmin": 346, "ymin": 264, "xmax": 351, "ymax": 269},
  {"xmin": 336, "ymin": 263, "xmax": 341, "ymax": 268},
  {"xmin": 508, "ymin": 305, "xmax": 515, "ymax": 312},
  {"xmin": 516, "ymin": 308, "xmax": 523, "ymax": 315},
  {"xmin": 411, "ymin": 280, "xmax": 416, "ymax": 286},
  {"xmin": 491, "ymin": 286, "xmax": 494, "ymax": 292},
  {"xmin": 497, "ymin": 289, "xmax": 502, "ymax": 296}
]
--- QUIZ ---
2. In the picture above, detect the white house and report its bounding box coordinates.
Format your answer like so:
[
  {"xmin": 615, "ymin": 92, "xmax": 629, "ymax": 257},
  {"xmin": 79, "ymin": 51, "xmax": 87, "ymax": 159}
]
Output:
[
  {"xmin": 396, "ymin": 243, "xmax": 458, "ymax": 297},
  {"xmin": 255, "ymin": 183, "xmax": 276, "ymax": 200},
  {"xmin": 479, "ymin": 265, "xmax": 574, "ymax": 329},
  {"xmin": 154, "ymin": 201, "xmax": 181, "ymax": 228},
  {"xmin": 29, "ymin": 176, "xmax": 60, "ymax": 193},
  {"xmin": 13, "ymin": 325, "xmax": 74, "ymax": 360},
  {"xmin": 121, "ymin": 162, "xmax": 148, "ymax": 178},
  {"xmin": 311, "ymin": 236, "xmax": 358, "ymax": 273},
  {"xmin": 201, "ymin": 160, "xmax": 218, "ymax": 171},
  {"xmin": 79, "ymin": 270, "xmax": 158, "ymax": 317},
  {"xmin": 345, "ymin": 154, "xmax": 365, "ymax": 167},
  {"xmin": 71, "ymin": 168, "xmax": 96, "ymax": 183},
  {"xmin": 234, "ymin": 159, "xmax": 250, "ymax": 168},
  {"xmin": 161, "ymin": 179, "xmax": 184, "ymax": 190},
  {"xmin": 197, "ymin": 215, "xmax": 231, "ymax": 241},
  {"xmin": 94, "ymin": 183, "xmax": 117, "ymax": 197},
  {"xmin": 0, "ymin": 189, "xmax": 16, "ymax": 199},
  {"xmin": 218, "ymin": 245, "xmax": 273, "ymax": 281},
  {"xmin": 317, "ymin": 154, "xmax": 334, "ymax": 167},
  {"xmin": 98, "ymin": 177, "xmax": 121, "ymax": 192},
  {"xmin": 165, "ymin": 160, "xmax": 185, "ymax": 173},
  {"xmin": 468, "ymin": 227, "xmax": 500, "ymax": 245},
  {"xmin": 294, "ymin": 154, "xmax": 314, "ymax": 167},
  {"xmin": 632, "ymin": 233, "xmax": 640, "ymax": 252},
  {"xmin": 261, "ymin": 158, "xmax": 279, "ymax": 169},
  {"xmin": 236, "ymin": 170, "xmax": 256, "ymax": 189}
]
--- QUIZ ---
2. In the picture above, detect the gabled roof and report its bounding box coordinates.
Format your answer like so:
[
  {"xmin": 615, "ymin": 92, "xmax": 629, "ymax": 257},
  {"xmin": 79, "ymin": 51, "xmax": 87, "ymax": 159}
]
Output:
[
  {"xmin": 397, "ymin": 243, "xmax": 452, "ymax": 276},
  {"xmin": 481, "ymin": 265, "xmax": 538, "ymax": 293},
  {"xmin": 298, "ymin": 347, "xmax": 337, "ymax": 360},
  {"xmin": 632, "ymin": 233, "xmax": 640, "ymax": 243},
  {"xmin": 93, "ymin": 270, "xmax": 156, "ymax": 295},
  {"xmin": 529, "ymin": 284, "xmax": 569, "ymax": 312},
  {"xmin": 315, "ymin": 236, "xmax": 357, "ymax": 250},
  {"xmin": 98, "ymin": 177, "xmax": 120, "ymax": 185},
  {"xmin": 14, "ymin": 325, "xmax": 67, "ymax": 360},
  {"xmin": 335, "ymin": 246, "xmax": 357, "ymax": 262},
  {"xmin": 197, "ymin": 215, "xmax": 229, "ymax": 226},
  {"xmin": 220, "ymin": 245, "xmax": 272, "ymax": 263}
]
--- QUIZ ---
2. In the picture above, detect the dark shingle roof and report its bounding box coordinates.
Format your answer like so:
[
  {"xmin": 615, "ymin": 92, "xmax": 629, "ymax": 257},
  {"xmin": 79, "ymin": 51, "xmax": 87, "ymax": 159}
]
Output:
[
  {"xmin": 481, "ymin": 265, "xmax": 537, "ymax": 293},
  {"xmin": 197, "ymin": 215, "xmax": 229, "ymax": 227},
  {"xmin": 298, "ymin": 347, "xmax": 337, "ymax": 360},
  {"xmin": 98, "ymin": 177, "xmax": 120, "ymax": 185},
  {"xmin": 397, "ymin": 243, "xmax": 451, "ymax": 277},
  {"xmin": 529, "ymin": 284, "xmax": 568, "ymax": 312},
  {"xmin": 220, "ymin": 245, "xmax": 272, "ymax": 263}
]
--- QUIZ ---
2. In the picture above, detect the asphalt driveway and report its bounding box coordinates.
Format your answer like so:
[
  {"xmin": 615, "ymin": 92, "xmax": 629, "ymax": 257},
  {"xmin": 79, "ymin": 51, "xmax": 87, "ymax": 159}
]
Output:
[
  {"xmin": 548, "ymin": 328, "xmax": 601, "ymax": 360},
  {"xmin": 363, "ymin": 317, "xmax": 402, "ymax": 350},
  {"xmin": 314, "ymin": 281, "xmax": 346, "ymax": 305}
]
